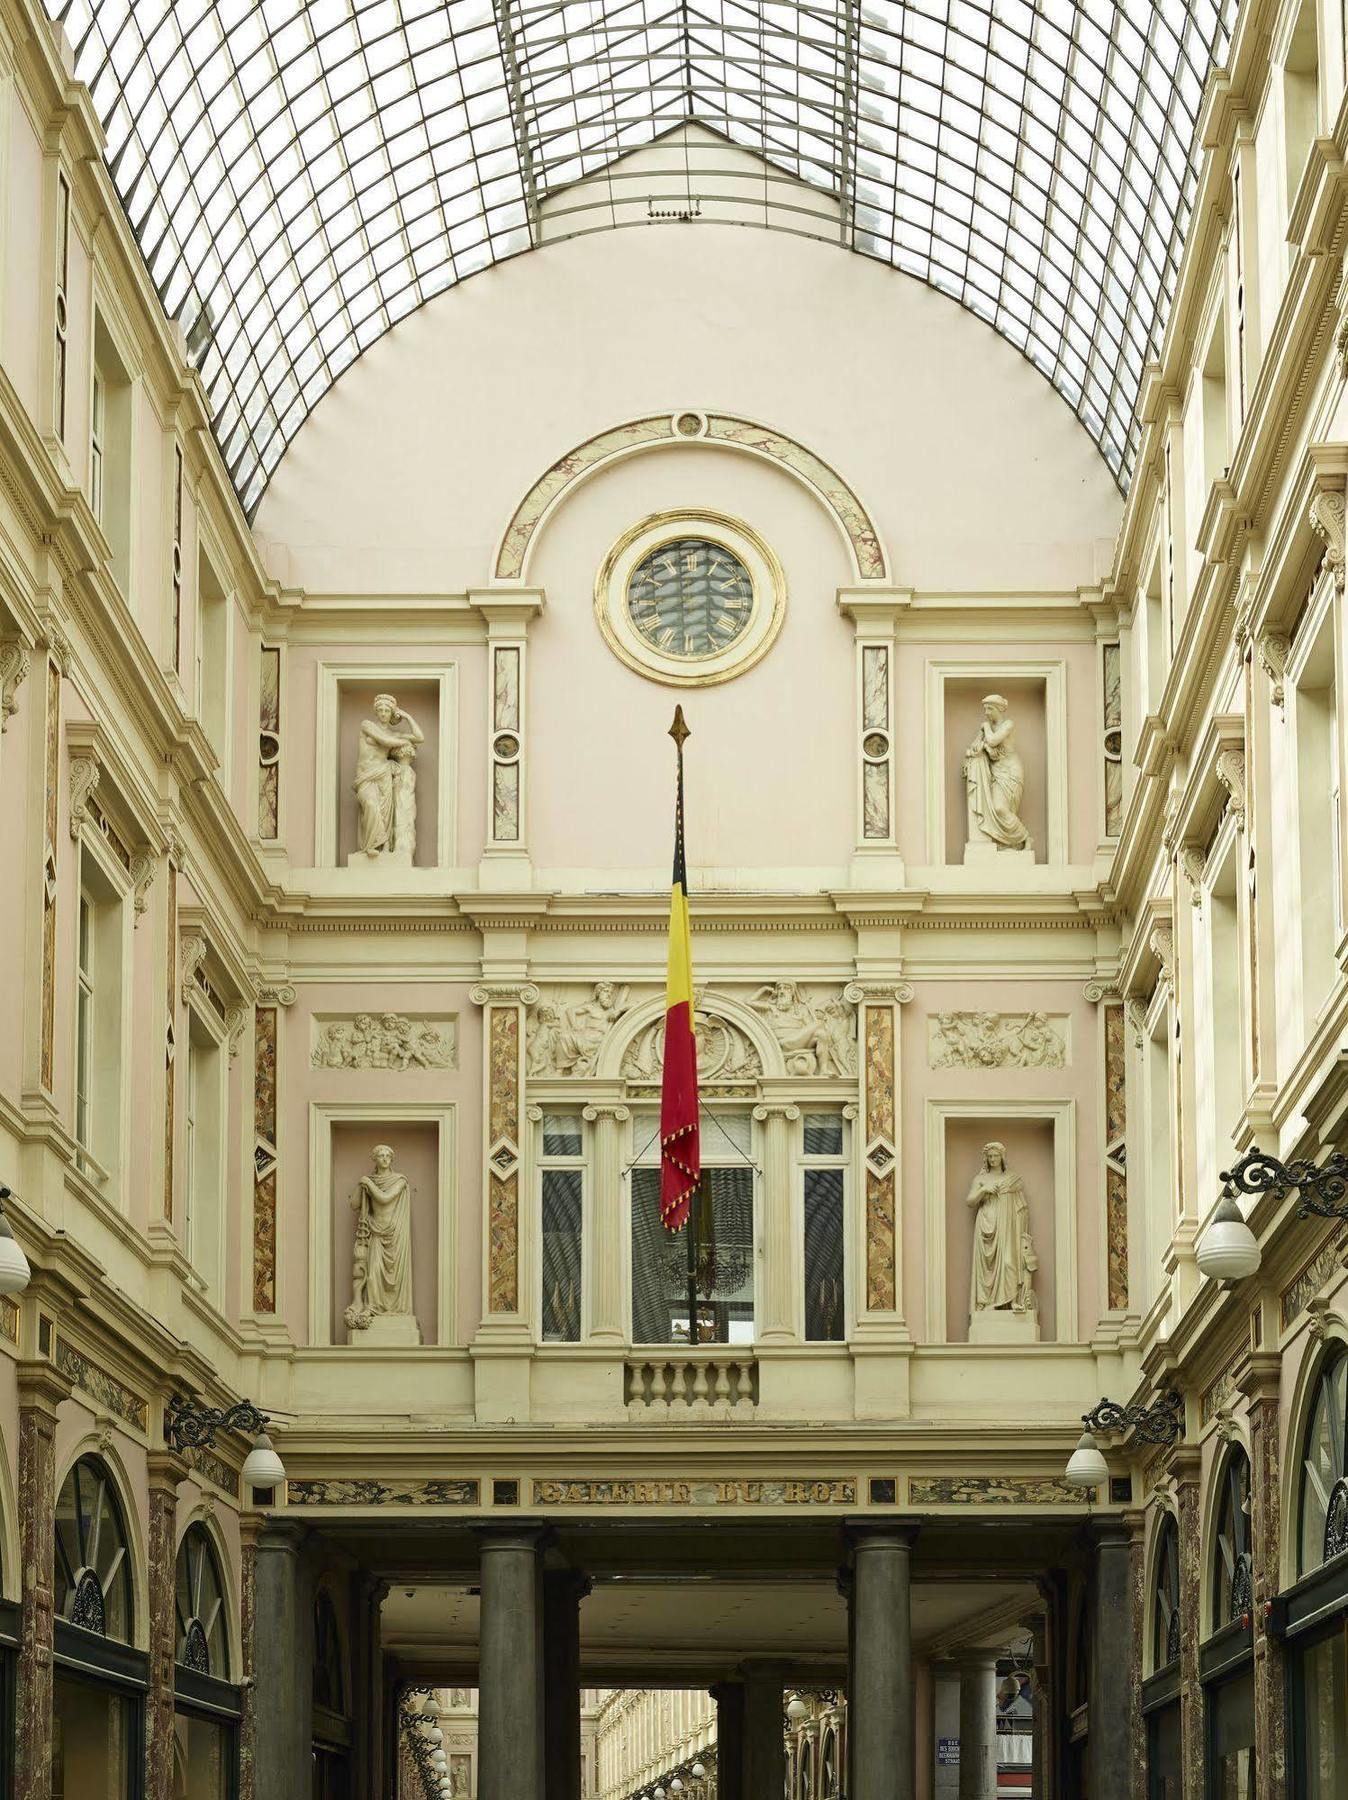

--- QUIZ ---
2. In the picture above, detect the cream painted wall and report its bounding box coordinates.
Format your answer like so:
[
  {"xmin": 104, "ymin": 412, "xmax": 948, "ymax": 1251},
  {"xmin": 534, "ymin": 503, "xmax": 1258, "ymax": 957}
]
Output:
[{"xmin": 254, "ymin": 225, "xmax": 1122, "ymax": 598}]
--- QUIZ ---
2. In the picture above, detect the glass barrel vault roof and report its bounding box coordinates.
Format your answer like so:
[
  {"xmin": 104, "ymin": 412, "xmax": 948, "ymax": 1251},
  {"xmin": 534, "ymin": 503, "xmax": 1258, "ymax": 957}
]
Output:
[{"xmin": 49, "ymin": 0, "xmax": 1236, "ymax": 514}]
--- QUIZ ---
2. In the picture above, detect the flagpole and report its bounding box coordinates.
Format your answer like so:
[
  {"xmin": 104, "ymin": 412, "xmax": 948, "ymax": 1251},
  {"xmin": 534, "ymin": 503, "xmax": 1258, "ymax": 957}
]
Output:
[{"xmin": 669, "ymin": 708, "xmax": 702, "ymax": 1346}]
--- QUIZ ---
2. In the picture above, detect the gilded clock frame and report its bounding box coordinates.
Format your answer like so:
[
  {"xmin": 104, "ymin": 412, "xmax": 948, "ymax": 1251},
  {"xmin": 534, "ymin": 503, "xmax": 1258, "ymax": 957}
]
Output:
[{"xmin": 594, "ymin": 508, "xmax": 787, "ymax": 688}]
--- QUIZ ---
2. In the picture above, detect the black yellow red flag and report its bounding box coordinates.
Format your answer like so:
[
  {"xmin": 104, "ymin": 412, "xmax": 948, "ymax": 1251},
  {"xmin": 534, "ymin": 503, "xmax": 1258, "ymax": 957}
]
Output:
[{"xmin": 660, "ymin": 707, "xmax": 700, "ymax": 1231}]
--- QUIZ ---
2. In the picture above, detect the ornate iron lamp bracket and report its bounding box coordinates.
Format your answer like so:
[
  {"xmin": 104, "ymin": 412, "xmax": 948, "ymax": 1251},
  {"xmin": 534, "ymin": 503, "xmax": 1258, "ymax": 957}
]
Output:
[
  {"xmin": 1220, "ymin": 1147, "xmax": 1348, "ymax": 1221},
  {"xmin": 165, "ymin": 1391, "xmax": 270, "ymax": 1454},
  {"xmin": 1082, "ymin": 1388, "xmax": 1184, "ymax": 1447}
]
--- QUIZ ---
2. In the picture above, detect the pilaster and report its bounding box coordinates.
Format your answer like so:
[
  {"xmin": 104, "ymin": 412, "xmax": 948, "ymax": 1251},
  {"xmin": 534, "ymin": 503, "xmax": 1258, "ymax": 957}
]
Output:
[
  {"xmin": 15, "ymin": 1359, "xmax": 72, "ymax": 1800},
  {"xmin": 581, "ymin": 1099, "xmax": 630, "ymax": 1345},
  {"xmin": 752, "ymin": 1101, "xmax": 800, "ymax": 1344},
  {"xmin": 145, "ymin": 1449, "xmax": 188, "ymax": 1800},
  {"xmin": 1240, "ymin": 1352, "xmax": 1285, "ymax": 1800},
  {"xmin": 836, "ymin": 590, "xmax": 911, "ymax": 884},
  {"xmin": 1172, "ymin": 1447, "xmax": 1204, "ymax": 1799},
  {"xmin": 472, "ymin": 590, "xmax": 544, "ymax": 890}
]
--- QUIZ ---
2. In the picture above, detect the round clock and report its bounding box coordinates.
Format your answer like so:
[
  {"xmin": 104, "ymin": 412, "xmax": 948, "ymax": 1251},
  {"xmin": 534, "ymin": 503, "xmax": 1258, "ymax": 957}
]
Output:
[{"xmin": 595, "ymin": 509, "xmax": 786, "ymax": 687}]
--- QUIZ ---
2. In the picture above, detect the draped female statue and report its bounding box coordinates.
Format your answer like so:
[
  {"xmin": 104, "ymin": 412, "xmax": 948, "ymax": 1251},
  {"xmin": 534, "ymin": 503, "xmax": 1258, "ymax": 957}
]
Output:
[
  {"xmin": 962, "ymin": 694, "xmax": 1032, "ymax": 858},
  {"xmin": 966, "ymin": 1141, "xmax": 1039, "ymax": 1340},
  {"xmin": 352, "ymin": 694, "xmax": 424, "ymax": 861},
  {"xmin": 344, "ymin": 1144, "xmax": 418, "ymax": 1342}
]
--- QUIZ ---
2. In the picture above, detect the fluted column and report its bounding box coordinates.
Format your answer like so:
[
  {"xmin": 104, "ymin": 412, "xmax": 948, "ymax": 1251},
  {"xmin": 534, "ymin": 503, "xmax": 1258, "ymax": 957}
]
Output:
[
  {"xmin": 848, "ymin": 1521, "xmax": 918, "ymax": 1800},
  {"xmin": 752, "ymin": 1102, "xmax": 799, "ymax": 1342},
  {"xmin": 145, "ymin": 1450, "xmax": 187, "ymax": 1800},
  {"xmin": 478, "ymin": 1527, "xmax": 545, "ymax": 1800},
  {"xmin": 582, "ymin": 1102, "xmax": 629, "ymax": 1343},
  {"xmin": 955, "ymin": 1652, "xmax": 998, "ymax": 1800},
  {"xmin": 15, "ymin": 1360, "xmax": 71, "ymax": 1800}
]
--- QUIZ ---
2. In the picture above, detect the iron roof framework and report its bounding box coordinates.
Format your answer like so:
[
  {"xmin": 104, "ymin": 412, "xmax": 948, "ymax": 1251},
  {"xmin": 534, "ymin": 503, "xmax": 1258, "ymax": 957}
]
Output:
[{"xmin": 49, "ymin": 0, "xmax": 1235, "ymax": 516}]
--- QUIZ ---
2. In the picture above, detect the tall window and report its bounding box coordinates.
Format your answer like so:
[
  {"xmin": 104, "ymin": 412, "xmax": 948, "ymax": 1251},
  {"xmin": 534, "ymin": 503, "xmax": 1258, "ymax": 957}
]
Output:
[
  {"xmin": 1212, "ymin": 1448, "xmax": 1253, "ymax": 1629},
  {"xmin": 196, "ymin": 543, "xmax": 230, "ymax": 756},
  {"xmin": 1152, "ymin": 1516, "xmax": 1181, "ymax": 1673},
  {"xmin": 89, "ymin": 371, "xmax": 105, "ymax": 523},
  {"xmin": 53, "ymin": 171, "xmax": 70, "ymax": 440},
  {"xmin": 54, "ymin": 1456, "xmax": 133, "ymax": 1641},
  {"xmin": 540, "ymin": 1112, "xmax": 583, "ymax": 1343},
  {"xmin": 1299, "ymin": 1351, "xmax": 1348, "ymax": 1576},
  {"xmin": 803, "ymin": 1113, "xmax": 845, "ymax": 1341},
  {"xmin": 175, "ymin": 1525, "xmax": 228, "ymax": 1677},
  {"xmin": 184, "ymin": 1017, "xmax": 224, "ymax": 1300},
  {"xmin": 75, "ymin": 891, "xmax": 94, "ymax": 1155},
  {"xmin": 631, "ymin": 1114, "xmax": 754, "ymax": 1344}
]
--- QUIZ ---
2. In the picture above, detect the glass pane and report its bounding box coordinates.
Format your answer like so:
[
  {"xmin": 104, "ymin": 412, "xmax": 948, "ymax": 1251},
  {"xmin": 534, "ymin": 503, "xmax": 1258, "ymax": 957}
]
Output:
[
  {"xmin": 802, "ymin": 1114, "xmax": 844, "ymax": 1157},
  {"xmin": 52, "ymin": 1675, "xmax": 134, "ymax": 1799},
  {"xmin": 541, "ymin": 1168, "xmax": 582, "ymax": 1343},
  {"xmin": 541, "ymin": 1113, "xmax": 583, "ymax": 1157},
  {"xmin": 804, "ymin": 1167, "xmax": 844, "ymax": 1341},
  {"xmin": 630, "ymin": 1167, "xmax": 754, "ymax": 1344},
  {"xmin": 1301, "ymin": 1356, "xmax": 1348, "ymax": 1576},
  {"xmin": 1299, "ymin": 1626, "xmax": 1348, "ymax": 1799},
  {"xmin": 174, "ymin": 1711, "xmax": 232, "ymax": 1800},
  {"xmin": 1146, "ymin": 1701, "xmax": 1181, "ymax": 1800}
]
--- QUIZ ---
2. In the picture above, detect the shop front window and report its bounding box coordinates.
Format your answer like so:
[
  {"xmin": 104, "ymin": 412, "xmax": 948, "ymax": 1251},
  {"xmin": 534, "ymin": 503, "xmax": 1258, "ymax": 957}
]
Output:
[
  {"xmin": 1208, "ymin": 1666, "xmax": 1254, "ymax": 1798},
  {"xmin": 1298, "ymin": 1622, "xmax": 1348, "ymax": 1799},
  {"xmin": 52, "ymin": 1673, "xmax": 135, "ymax": 1798}
]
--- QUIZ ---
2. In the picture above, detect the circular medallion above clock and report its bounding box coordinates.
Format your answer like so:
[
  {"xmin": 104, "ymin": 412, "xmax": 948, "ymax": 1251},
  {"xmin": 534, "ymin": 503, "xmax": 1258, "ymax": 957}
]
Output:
[{"xmin": 594, "ymin": 509, "xmax": 786, "ymax": 687}]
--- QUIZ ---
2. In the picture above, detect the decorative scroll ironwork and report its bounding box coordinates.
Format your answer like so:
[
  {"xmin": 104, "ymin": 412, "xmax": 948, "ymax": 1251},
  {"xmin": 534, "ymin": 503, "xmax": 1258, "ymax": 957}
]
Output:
[
  {"xmin": 1230, "ymin": 1554, "xmax": 1253, "ymax": 1621},
  {"xmin": 1083, "ymin": 1388, "xmax": 1184, "ymax": 1447},
  {"xmin": 1220, "ymin": 1147, "xmax": 1348, "ymax": 1221},
  {"xmin": 165, "ymin": 1393, "xmax": 269, "ymax": 1454},
  {"xmin": 1325, "ymin": 1477, "xmax": 1348, "ymax": 1562},
  {"xmin": 182, "ymin": 1619, "xmax": 210, "ymax": 1673},
  {"xmin": 71, "ymin": 1568, "xmax": 106, "ymax": 1635}
]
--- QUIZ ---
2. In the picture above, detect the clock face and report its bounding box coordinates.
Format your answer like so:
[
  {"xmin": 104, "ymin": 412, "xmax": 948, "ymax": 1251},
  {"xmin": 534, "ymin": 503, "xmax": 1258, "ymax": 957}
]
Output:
[{"xmin": 625, "ymin": 538, "xmax": 755, "ymax": 658}]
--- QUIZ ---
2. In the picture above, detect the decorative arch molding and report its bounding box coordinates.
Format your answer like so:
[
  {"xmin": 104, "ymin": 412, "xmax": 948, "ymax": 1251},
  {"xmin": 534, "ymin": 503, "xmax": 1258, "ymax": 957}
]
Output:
[
  {"xmin": 493, "ymin": 411, "xmax": 888, "ymax": 585},
  {"xmin": 1200, "ymin": 1437, "xmax": 1253, "ymax": 1634},
  {"xmin": 595, "ymin": 989, "xmax": 785, "ymax": 1085},
  {"xmin": 1279, "ymin": 1316, "xmax": 1348, "ymax": 1589},
  {"xmin": 53, "ymin": 1436, "xmax": 149, "ymax": 1651},
  {"xmin": 175, "ymin": 1509, "xmax": 239, "ymax": 1681}
]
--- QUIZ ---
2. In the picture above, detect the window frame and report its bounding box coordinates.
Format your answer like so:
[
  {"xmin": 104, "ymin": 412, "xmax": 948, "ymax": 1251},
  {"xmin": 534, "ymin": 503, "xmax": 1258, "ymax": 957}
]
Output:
[
  {"xmin": 801, "ymin": 1109, "xmax": 847, "ymax": 1343},
  {"xmin": 537, "ymin": 1110, "xmax": 584, "ymax": 1345}
]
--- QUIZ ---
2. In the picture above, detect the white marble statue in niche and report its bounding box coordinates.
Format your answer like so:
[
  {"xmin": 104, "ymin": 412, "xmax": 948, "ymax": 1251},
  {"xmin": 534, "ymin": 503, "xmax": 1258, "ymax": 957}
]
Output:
[
  {"xmin": 350, "ymin": 694, "xmax": 424, "ymax": 866},
  {"xmin": 962, "ymin": 693, "xmax": 1033, "ymax": 863},
  {"xmin": 966, "ymin": 1140, "xmax": 1040, "ymax": 1343},
  {"xmin": 344, "ymin": 1143, "xmax": 421, "ymax": 1345}
]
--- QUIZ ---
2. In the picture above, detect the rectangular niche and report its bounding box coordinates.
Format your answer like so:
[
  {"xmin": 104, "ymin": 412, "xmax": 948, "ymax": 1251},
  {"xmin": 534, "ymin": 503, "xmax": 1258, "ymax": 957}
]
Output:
[
  {"xmin": 313, "ymin": 664, "xmax": 456, "ymax": 870},
  {"xmin": 926, "ymin": 664, "xmax": 1067, "ymax": 866},
  {"xmin": 308, "ymin": 1104, "xmax": 456, "ymax": 1347},
  {"xmin": 925, "ymin": 1104, "xmax": 1076, "ymax": 1344}
]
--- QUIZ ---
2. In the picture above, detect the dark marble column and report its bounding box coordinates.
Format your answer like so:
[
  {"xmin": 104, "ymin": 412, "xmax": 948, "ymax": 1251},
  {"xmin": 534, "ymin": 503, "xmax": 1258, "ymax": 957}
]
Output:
[
  {"xmin": 253, "ymin": 1521, "xmax": 315, "ymax": 1800},
  {"xmin": 741, "ymin": 1662, "xmax": 785, "ymax": 1799},
  {"xmin": 543, "ymin": 1570, "xmax": 590, "ymax": 1800},
  {"xmin": 1174, "ymin": 1449, "xmax": 1203, "ymax": 1798},
  {"xmin": 238, "ymin": 1515, "xmax": 261, "ymax": 1800},
  {"xmin": 478, "ymin": 1527, "xmax": 545, "ymax": 1800},
  {"xmin": 145, "ymin": 1450, "xmax": 187, "ymax": 1800},
  {"xmin": 350, "ymin": 1572, "xmax": 389, "ymax": 1800},
  {"xmin": 1089, "ymin": 1521, "xmax": 1135, "ymax": 1800},
  {"xmin": 712, "ymin": 1682, "xmax": 746, "ymax": 1800},
  {"xmin": 848, "ymin": 1521, "xmax": 919, "ymax": 1800},
  {"xmin": 1242, "ymin": 1353, "xmax": 1286, "ymax": 1800},
  {"xmin": 15, "ymin": 1360, "xmax": 72, "ymax": 1800}
]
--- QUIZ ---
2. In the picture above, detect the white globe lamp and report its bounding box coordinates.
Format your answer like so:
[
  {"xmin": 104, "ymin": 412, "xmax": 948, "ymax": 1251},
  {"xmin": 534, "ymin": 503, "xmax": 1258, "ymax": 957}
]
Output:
[
  {"xmin": 0, "ymin": 1188, "xmax": 30, "ymax": 1297},
  {"xmin": 1064, "ymin": 1428, "xmax": 1110, "ymax": 1489},
  {"xmin": 241, "ymin": 1432, "xmax": 286, "ymax": 1489},
  {"xmin": 1196, "ymin": 1192, "xmax": 1261, "ymax": 1282}
]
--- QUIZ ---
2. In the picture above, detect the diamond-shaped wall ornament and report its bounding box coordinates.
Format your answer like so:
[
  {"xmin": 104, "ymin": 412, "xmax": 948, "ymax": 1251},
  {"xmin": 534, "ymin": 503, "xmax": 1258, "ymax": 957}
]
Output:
[
  {"xmin": 865, "ymin": 1139, "xmax": 895, "ymax": 1181},
  {"xmin": 488, "ymin": 1138, "xmax": 519, "ymax": 1181}
]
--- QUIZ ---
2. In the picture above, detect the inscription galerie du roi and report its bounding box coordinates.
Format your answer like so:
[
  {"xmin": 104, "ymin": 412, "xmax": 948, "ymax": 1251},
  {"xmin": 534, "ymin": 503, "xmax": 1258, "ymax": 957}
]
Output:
[{"xmin": 533, "ymin": 1478, "xmax": 857, "ymax": 1505}]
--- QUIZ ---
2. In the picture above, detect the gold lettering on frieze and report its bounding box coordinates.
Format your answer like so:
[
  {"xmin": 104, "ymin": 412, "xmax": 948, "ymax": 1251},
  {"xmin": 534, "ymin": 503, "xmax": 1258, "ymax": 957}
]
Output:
[{"xmin": 531, "ymin": 1477, "xmax": 856, "ymax": 1506}]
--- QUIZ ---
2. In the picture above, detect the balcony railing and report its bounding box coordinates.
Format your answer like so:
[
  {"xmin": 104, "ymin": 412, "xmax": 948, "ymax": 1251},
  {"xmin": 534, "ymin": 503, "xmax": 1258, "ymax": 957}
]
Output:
[{"xmin": 625, "ymin": 1351, "xmax": 758, "ymax": 1417}]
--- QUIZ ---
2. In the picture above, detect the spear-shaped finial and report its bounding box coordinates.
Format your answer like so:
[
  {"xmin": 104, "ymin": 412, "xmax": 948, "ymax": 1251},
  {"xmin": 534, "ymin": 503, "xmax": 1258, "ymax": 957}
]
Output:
[{"xmin": 669, "ymin": 705, "xmax": 691, "ymax": 750}]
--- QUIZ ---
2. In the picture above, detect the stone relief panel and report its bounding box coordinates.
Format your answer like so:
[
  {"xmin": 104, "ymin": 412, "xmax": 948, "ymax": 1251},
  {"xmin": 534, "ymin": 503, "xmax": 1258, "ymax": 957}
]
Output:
[
  {"xmin": 928, "ymin": 1011, "xmax": 1067, "ymax": 1068},
  {"xmin": 749, "ymin": 982, "xmax": 858, "ymax": 1077},
  {"xmin": 527, "ymin": 983, "xmax": 631, "ymax": 1077},
  {"xmin": 311, "ymin": 1013, "xmax": 457, "ymax": 1070},
  {"xmin": 621, "ymin": 1007, "xmax": 762, "ymax": 1088}
]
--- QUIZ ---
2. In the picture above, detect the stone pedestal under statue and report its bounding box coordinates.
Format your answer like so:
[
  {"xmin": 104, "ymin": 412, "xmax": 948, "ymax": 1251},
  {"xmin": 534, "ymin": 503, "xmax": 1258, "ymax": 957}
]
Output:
[
  {"xmin": 359, "ymin": 1311, "xmax": 421, "ymax": 1346},
  {"xmin": 963, "ymin": 840, "xmax": 1034, "ymax": 866},
  {"xmin": 346, "ymin": 846, "xmax": 414, "ymax": 870},
  {"xmin": 968, "ymin": 1307, "xmax": 1040, "ymax": 1345}
]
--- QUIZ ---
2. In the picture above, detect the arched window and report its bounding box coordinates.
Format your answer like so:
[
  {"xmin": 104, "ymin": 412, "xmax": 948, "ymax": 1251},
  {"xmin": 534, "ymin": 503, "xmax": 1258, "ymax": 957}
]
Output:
[
  {"xmin": 175, "ymin": 1523, "xmax": 229, "ymax": 1678},
  {"xmin": 313, "ymin": 1587, "xmax": 345, "ymax": 1714},
  {"xmin": 1212, "ymin": 1448, "xmax": 1254, "ymax": 1630},
  {"xmin": 1299, "ymin": 1350, "xmax": 1348, "ymax": 1575},
  {"xmin": 53, "ymin": 1455, "xmax": 133, "ymax": 1641},
  {"xmin": 820, "ymin": 1727, "xmax": 839, "ymax": 1797},
  {"xmin": 1152, "ymin": 1515, "xmax": 1181, "ymax": 1672}
]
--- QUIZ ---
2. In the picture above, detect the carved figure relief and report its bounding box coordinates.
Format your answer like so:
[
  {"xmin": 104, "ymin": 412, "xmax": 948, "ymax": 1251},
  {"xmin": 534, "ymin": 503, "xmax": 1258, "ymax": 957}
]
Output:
[
  {"xmin": 967, "ymin": 1142, "xmax": 1039, "ymax": 1340},
  {"xmin": 344, "ymin": 1144, "xmax": 418, "ymax": 1341},
  {"xmin": 312, "ymin": 1013, "xmax": 456, "ymax": 1070},
  {"xmin": 750, "ymin": 982, "xmax": 858, "ymax": 1076},
  {"xmin": 622, "ymin": 1003, "xmax": 762, "ymax": 1086},
  {"xmin": 929, "ymin": 1012, "xmax": 1066, "ymax": 1069},
  {"xmin": 526, "ymin": 983, "xmax": 630, "ymax": 1077},
  {"xmin": 963, "ymin": 694, "xmax": 1032, "ymax": 858},
  {"xmin": 351, "ymin": 694, "xmax": 423, "ymax": 862}
]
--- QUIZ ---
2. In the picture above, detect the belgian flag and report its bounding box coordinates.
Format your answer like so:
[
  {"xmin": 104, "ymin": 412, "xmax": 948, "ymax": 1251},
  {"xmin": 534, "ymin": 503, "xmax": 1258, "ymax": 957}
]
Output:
[{"xmin": 660, "ymin": 707, "xmax": 700, "ymax": 1231}]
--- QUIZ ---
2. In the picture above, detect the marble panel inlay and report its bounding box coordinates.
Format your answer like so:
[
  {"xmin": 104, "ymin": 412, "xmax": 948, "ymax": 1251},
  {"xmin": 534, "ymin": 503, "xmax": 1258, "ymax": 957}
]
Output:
[
  {"xmin": 259, "ymin": 644, "xmax": 280, "ymax": 838},
  {"xmin": 0, "ymin": 1295, "xmax": 17, "ymax": 1344},
  {"xmin": 287, "ymin": 1477, "xmax": 479, "ymax": 1506},
  {"xmin": 53, "ymin": 1338, "xmax": 148, "ymax": 1431},
  {"xmin": 908, "ymin": 1475, "xmax": 1087, "ymax": 1505},
  {"xmin": 40, "ymin": 658, "xmax": 60, "ymax": 1089},
  {"xmin": 164, "ymin": 864, "xmax": 177, "ymax": 1220},
  {"xmin": 863, "ymin": 1004, "xmax": 896, "ymax": 1311},
  {"xmin": 1104, "ymin": 1002, "xmax": 1128, "ymax": 1311},
  {"xmin": 488, "ymin": 1005, "xmax": 521, "ymax": 1313},
  {"xmin": 183, "ymin": 1443, "xmax": 240, "ymax": 1498},
  {"xmin": 1103, "ymin": 641, "xmax": 1122, "ymax": 837},
  {"xmin": 253, "ymin": 1005, "xmax": 278, "ymax": 1313},
  {"xmin": 1281, "ymin": 1239, "xmax": 1343, "ymax": 1328}
]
